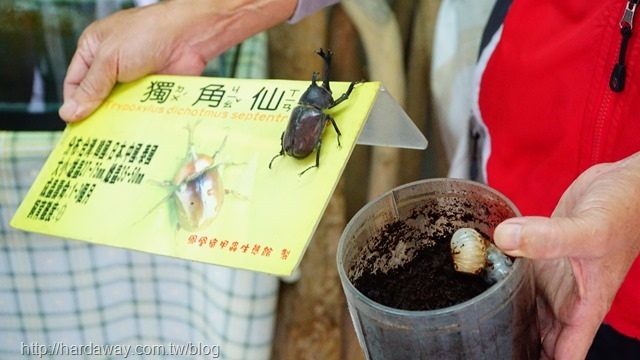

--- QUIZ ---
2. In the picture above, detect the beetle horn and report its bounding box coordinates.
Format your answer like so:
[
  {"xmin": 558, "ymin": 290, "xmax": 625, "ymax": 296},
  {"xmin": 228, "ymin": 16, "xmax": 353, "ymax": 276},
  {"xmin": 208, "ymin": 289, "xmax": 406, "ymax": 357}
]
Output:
[
  {"xmin": 310, "ymin": 72, "xmax": 319, "ymax": 84},
  {"xmin": 316, "ymin": 48, "xmax": 333, "ymax": 93}
]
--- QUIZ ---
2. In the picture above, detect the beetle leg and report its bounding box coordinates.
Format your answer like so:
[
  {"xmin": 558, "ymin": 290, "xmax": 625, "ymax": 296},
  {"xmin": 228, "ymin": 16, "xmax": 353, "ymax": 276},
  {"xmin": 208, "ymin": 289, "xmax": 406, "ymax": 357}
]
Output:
[
  {"xmin": 299, "ymin": 139, "xmax": 322, "ymax": 176},
  {"xmin": 268, "ymin": 151, "xmax": 284, "ymax": 169},
  {"xmin": 327, "ymin": 115, "xmax": 342, "ymax": 148},
  {"xmin": 269, "ymin": 132, "xmax": 286, "ymax": 169},
  {"xmin": 182, "ymin": 122, "xmax": 199, "ymax": 161},
  {"xmin": 225, "ymin": 188, "xmax": 249, "ymax": 200},
  {"xmin": 211, "ymin": 134, "xmax": 229, "ymax": 160},
  {"xmin": 315, "ymin": 139, "xmax": 321, "ymax": 168},
  {"xmin": 329, "ymin": 80, "xmax": 362, "ymax": 109}
]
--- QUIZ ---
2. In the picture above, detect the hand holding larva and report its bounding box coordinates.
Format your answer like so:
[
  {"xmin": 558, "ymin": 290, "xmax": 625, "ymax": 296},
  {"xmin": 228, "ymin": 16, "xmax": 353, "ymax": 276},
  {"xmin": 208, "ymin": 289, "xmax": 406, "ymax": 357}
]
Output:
[{"xmin": 450, "ymin": 228, "xmax": 513, "ymax": 284}]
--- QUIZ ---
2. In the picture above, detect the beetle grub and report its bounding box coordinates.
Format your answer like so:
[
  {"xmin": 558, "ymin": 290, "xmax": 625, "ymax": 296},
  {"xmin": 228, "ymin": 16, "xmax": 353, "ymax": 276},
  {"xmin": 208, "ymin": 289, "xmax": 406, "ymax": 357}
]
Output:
[{"xmin": 350, "ymin": 196, "xmax": 493, "ymax": 311}]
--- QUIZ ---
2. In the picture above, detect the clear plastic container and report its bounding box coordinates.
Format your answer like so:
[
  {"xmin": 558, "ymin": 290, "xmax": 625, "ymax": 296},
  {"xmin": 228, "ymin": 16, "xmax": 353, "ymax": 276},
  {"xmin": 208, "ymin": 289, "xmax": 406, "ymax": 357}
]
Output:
[{"xmin": 337, "ymin": 178, "xmax": 540, "ymax": 359}]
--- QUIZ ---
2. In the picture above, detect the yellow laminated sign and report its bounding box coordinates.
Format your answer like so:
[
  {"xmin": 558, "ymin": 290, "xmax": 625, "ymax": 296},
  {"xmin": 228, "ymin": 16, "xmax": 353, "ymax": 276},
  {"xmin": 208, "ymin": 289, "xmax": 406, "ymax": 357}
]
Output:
[{"xmin": 11, "ymin": 75, "xmax": 382, "ymax": 276}]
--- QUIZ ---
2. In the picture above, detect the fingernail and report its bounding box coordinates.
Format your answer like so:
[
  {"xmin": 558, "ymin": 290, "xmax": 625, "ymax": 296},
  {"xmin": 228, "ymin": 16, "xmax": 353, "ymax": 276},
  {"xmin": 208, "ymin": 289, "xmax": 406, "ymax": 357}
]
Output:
[
  {"xmin": 59, "ymin": 100, "xmax": 78, "ymax": 122},
  {"xmin": 495, "ymin": 221, "xmax": 522, "ymax": 251}
]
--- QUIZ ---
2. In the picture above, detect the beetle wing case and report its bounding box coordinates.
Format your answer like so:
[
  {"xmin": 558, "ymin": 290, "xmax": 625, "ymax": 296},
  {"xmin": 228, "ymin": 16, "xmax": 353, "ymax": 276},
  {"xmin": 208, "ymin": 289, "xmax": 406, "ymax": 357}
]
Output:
[{"xmin": 283, "ymin": 106, "xmax": 326, "ymax": 158}]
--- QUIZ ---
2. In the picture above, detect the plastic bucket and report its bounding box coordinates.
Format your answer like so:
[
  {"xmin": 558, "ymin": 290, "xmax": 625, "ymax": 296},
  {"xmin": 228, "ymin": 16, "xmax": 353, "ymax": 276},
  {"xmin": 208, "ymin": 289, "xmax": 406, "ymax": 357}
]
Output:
[{"xmin": 337, "ymin": 178, "xmax": 540, "ymax": 359}]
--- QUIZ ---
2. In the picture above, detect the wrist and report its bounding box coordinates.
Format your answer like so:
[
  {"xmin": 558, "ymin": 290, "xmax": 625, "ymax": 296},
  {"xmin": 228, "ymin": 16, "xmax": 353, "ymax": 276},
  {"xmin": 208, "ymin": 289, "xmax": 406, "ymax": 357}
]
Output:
[{"xmin": 168, "ymin": 0, "xmax": 297, "ymax": 61}]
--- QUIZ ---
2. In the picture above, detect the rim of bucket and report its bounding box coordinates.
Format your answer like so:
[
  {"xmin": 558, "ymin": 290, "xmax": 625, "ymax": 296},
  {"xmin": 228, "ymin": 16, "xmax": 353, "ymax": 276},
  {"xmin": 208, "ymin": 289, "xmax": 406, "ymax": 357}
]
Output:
[{"xmin": 336, "ymin": 177, "xmax": 525, "ymax": 317}]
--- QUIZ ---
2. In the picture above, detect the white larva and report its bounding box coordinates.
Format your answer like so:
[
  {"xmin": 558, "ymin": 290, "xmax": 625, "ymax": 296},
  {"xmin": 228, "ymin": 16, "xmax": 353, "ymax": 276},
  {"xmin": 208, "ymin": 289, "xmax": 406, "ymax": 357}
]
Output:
[
  {"xmin": 450, "ymin": 228, "xmax": 513, "ymax": 284},
  {"xmin": 450, "ymin": 228, "xmax": 487, "ymax": 275}
]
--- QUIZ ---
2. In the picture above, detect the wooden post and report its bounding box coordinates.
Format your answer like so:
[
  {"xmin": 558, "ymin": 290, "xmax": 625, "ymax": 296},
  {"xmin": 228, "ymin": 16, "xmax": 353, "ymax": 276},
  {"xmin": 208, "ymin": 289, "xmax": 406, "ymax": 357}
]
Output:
[
  {"xmin": 268, "ymin": 10, "xmax": 364, "ymax": 360},
  {"xmin": 401, "ymin": 0, "xmax": 447, "ymax": 182},
  {"xmin": 268, "ymin": 2, "xmax": 445, "ymax": 358},
  {"xmin": 340, "ymin": 0, "xmax": 406, "ymax": 200}
]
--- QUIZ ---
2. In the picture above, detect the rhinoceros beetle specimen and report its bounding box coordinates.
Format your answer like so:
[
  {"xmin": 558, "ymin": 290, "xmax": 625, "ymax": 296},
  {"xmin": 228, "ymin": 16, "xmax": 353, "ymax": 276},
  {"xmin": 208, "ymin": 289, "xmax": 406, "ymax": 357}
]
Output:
[
  {"xmin": 143, "ymin": 123, "xmax": 245, "ymax": 232},
  {"xmin": 269, "ymin": 48, "xmax": 359, "ymax": 176},
  {"xmin": 170, "ymin": 132, "xmax": 230, "ymax": 231}
]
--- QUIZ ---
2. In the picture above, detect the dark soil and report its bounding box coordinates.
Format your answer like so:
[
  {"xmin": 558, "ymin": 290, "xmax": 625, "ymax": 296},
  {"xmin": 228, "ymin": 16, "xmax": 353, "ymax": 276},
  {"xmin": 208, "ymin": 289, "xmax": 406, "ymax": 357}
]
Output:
[{"xmin": 352, "ymin": 211, "xmax": 491, "ymax": 311}]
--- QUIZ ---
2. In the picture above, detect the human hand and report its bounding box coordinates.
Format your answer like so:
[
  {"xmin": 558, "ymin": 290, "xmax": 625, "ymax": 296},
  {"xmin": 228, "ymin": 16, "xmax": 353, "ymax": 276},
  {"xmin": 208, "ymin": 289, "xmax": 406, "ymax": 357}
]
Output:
[
  {"xmin": 59, "ymin": 0, "xmax": 297, "ymax": 122},
  {"xmin": 493, "ymin": 152, "xmax": 640, "ymax": 359}
]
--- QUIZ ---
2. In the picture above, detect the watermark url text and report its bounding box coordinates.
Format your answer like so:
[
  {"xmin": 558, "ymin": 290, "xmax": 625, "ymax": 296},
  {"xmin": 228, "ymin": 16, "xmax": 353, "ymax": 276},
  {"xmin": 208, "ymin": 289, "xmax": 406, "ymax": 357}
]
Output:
[{"xmin": 21, "ymin": 341, "xmax": 220, "ymax": 358}]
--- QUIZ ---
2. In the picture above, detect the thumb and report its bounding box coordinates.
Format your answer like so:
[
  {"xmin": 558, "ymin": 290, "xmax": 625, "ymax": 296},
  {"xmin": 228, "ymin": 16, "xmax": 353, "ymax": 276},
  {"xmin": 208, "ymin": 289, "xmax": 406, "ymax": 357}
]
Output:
[
  {"xmin": 59, "ymin": 52, "xmax": 117, "ymax": 122},
  {"xmin": 493, "ymin": 216, "xmax": 592, "ymax": 259}
]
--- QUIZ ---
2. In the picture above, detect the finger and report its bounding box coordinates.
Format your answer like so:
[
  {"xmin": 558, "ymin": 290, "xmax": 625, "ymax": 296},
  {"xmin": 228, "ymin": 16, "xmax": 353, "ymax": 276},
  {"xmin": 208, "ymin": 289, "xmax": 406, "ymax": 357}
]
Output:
[
  {"xmin": 59, "ymin": 48, "xmax": 117, "ymax": 122},
  {"xmin": 493, "ymin": 216, "xmax": 596, "ymax": 259},
  {"xmin": 59, "ymin": 49, "xmax": 91, "ymax": 121},
  {"xmin": 546, "ymin": 322, "xmax": 600, "ymax": 360}
]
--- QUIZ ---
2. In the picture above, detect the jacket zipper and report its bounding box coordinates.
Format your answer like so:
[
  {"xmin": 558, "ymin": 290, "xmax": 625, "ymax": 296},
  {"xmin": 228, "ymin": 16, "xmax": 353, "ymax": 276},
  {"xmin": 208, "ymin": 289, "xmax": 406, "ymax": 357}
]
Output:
[
  {"xmin": 610, "ymin": 0, "xmax": 638, "ymax": 92},
  {"xmin": 590, "ymin": 1, "xmax": 638, "ymax": 166}
]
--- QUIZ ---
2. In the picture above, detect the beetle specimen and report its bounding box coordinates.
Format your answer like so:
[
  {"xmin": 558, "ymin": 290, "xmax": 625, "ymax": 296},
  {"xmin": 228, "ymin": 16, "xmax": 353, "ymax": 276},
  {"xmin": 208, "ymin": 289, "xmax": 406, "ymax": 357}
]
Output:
[
  {"xmin": 450, "ymin": 227, "xmax": 513, "ymax": 284},
  {"xmin": 171, "ymin": 134, "xmax": 229, "ymax": 231},
  {"xmin": 269, "ymin": 48, "xmax": 360, "ymax": 176},
  {"xmin": 145, "ymin": 123, "xmax": 245, "ymax": 232}
]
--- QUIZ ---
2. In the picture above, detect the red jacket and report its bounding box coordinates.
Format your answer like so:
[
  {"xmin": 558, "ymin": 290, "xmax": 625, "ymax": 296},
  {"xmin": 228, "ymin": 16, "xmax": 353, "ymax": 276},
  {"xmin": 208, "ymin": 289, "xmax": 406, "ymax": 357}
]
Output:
[{"xmin": 477, "ymin": 0, "xmax": 640, "ymax": 339}]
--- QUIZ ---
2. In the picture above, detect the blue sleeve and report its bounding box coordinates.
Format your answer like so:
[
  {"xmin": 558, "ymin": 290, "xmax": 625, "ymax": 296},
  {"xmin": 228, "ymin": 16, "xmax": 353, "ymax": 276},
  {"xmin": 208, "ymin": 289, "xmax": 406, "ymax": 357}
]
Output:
[{"xmin": 288, "ymin": 0, "xmax": 341, "ymax": 24}]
